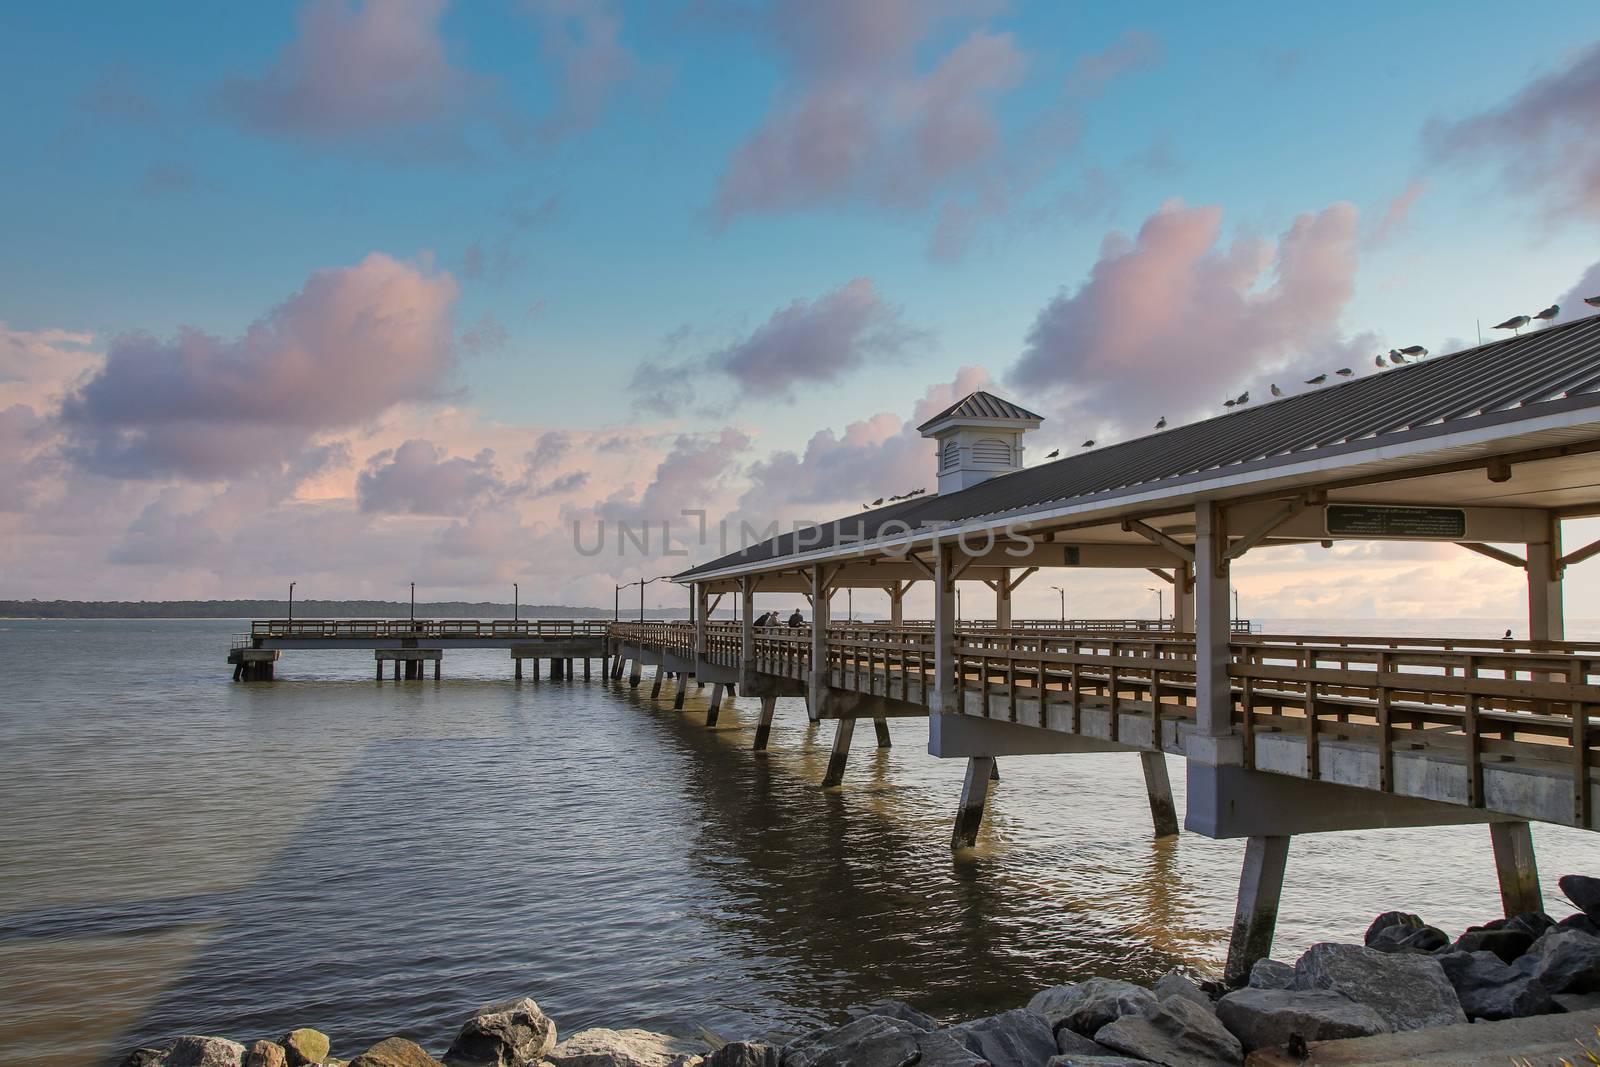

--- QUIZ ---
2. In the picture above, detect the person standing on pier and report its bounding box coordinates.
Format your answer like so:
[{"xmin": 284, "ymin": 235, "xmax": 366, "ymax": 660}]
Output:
[{"xmin": 787, "ymin": 608, "xmax": 804, "ymax": 628}]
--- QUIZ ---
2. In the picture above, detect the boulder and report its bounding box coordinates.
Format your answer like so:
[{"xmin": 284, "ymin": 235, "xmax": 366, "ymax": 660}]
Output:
[
  {"xmin": 781, "ymin": 1017, "xmax": 917, "ymax": 1067},
  {"xmin": 168, "ymin": 1037, "xmax": 248, "ymax": 1067},
  {"xmin": 118, "ymin": 1051, "xmax": 167, "ymax": 1067},
  {"xmin": 1363, "ymin": 911, "xmax": 1423, "ymax": 945},
  {"xmin": 349, "ymin": 1039, "xmax": 444, "ymax": 1067},
  {"xmin": 704, "ymin": 1043, "xmax": 778, "ymax": 1067},
  {"xmin": 846, "ymin": 1000, "xmax": 936, "ymax": 1032},
  {"xmin": 283, "ymin": 1030, "xmax": 333, "ymax": 1067},
  {"xmin": 1507, "ymin": 912, "xmax": 1556, "ymax": 940},
  {"xmin": 1246, "ymin": 959, "xmax": 1294, "ymax": 991},
  {"xmin": 1214, "ymin": 988, "xmax": 1388, "ymax": 1052},
  {"xmin": 1434, "ymin": 950, "xmax": 1554, "ymax": 1020},
  {"xmin": 1052, "ymin": 1030, "xmax": 1112, "ymax": 1057},
  {"xmin": 1366, "ymin": 924, "xmax": 1449, "ymax": 954},
  {"xmin": 1026, "ymin": 979, "xmax": 1158, "ymax": 1038},
  {"xmin": 245, "ymin": 1041, "xmax": 289, "ymax": 1067},
  {"xmin": 1559, "ymin": 874, "xmax": 1600, "ymax": 924},
  {"xmin": 1291, "ymin": 943, "xmax": 1466, "ymax": 1031},
  {"xmin": 549, "ymin": 1029, "xmax": 709, "ymax": 1067},
  {"xmin": 1559, "ymin": 913, "xmax": 1600, "ymax": 937},
  {"xmin": 1455, "ymin": 927, "xmax": 1533, "ymax": 964},
  {"xmin": 945, "ymin": 1007, "xmax": 1056, "ymax": 1067},
  {"xmin": 1514, "ymin": 928, "xmax": 1600, "ymax": 993},
  {"xmin": 906, "ymin": 1032, "xmax": 986, "ymax": 1067},
  {"xmin": 1554, "ymin": 991, "xmax": 1600, "ymax": 1013},
  {"xmin": 444, "ymin": 997, "xmax": 557, "ymax": 1067},
  {"xmin": 1092, "ymin": 996, "xmax": 1242, "ymax": 1067},
  {"xmin": 1151, "ymin": 972, "xmax": 1211, "ymax": 1011},
  {"xmin": 1046, "ymin": 1058, "xmax": 1149, "ymax": 1067}
]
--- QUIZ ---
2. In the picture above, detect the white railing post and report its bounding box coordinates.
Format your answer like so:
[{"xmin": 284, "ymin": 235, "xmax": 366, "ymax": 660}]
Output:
[
  {"xmin": 1528, "ymin": 512, "xmax": 1565, "ymax": 644},
  {"xmin": 1195, "ymin": 502, "xmax": 1233, "ymax": 737},
  {"xmin": 740, "ymin": 575, "xmax": 756, "ymax": 684}
]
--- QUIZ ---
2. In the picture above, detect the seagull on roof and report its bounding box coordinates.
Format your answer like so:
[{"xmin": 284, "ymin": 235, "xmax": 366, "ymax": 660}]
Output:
[
  {"xmin": 871, "ymin": 497, "xmax": 883, "ymax": 505},
  {"xmin": 1081, "ymin": 439, "xmax": 1095, "ymax": 448},
  {"xmin": 1154, "ymin": 416, "xmax": 1167, "ymax": 429},
  {"xmin": 1495, "ymin": 314, "xmax": 1530, "ymax": 334},
  {"xmin": 1388, "ymin": 349, "xmax": 1405, "ymax": 364},
  {"xmin": 1534, "ymin": 304, "xmax": 1559, "ymax": 323},
  {"xmin": 1305, "ymin": 374, "xmax": 1327, "ymax": 385},
  {"xmin": 1585, "ymin": 295, "xmax": 1600, "ymax": 309},
  {"xmin": 1271, "ymin": 383, "xmax": 1283, "ymax": 397},
  {"xmin": 1045, "ymin": 448, "xmax": 1059, "ymax": 459},
  {"xmin": 1397, "ymin": 345, "xmax": 1428, "ymax": 358},
  {"xmin": 1335, "ymin": 368, "xmax": 1353, "ymax": 377},
  {"xmin": 1374, "ymin": 354, "xmax": 1387, "ymax": 368},
  {"xmin": 1238, "ymin": 391, "xmax": 1250, "ymax": 404},
  {"xmin": 1224, "ymin": 398, "xmax": 1236, "ymax": 408}
]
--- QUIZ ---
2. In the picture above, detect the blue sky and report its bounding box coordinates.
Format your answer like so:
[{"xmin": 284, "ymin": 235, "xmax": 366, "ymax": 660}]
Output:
[{"xmin": 3, "ymin": 1, "xmax": 1600, "ymax": 613}]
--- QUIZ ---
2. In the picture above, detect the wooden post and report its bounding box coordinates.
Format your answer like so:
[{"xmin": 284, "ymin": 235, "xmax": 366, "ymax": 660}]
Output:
[
  {"xmin": 1140, "ymin": 751, "xmax": 1180, "ymax": 838},
  {"xmin": 951, "ymin": 755, "xmax": 995, "ymax": 849},
  {"xmin": 754, "ymin": 694, "xmax": 777, "ymax": 751},
  {"xmin": 1224, "ymin": 835, "xmax": 1291, "ymax": 986},
  {"xmin": 584, "ymin": 658, "xmax": 591, "ymax": 680},
  {"xmin": 433, "ymin": 658, "xmax": 441, "ymax": 680},
  {"xmin": 376, "ymin": 659, "xmax": 383, "ymax": 681},
  {"xmin": 1527, "ymin": 513, "xmax": 1564, "ymax": 644},
  {"xmin": 931, "ymin": 543, "xmax": 957, "ymax": 714},
  {"xmin": 888, "ymin": 581, "xmax": 905, "ymax": 627},
  {"xmin": 515, "ymin": 658, "xmax": 523, "ymax": 680},
  {"xmin": 995, "ymin": 568, "xmax": 1012, "ymax": 629},
  {"xmin": 1173, "ymin": 560, "xmax": 1195, "ymax": 632},
  {"xmin": 809, "ymin": 564, "xmax": 831, "ymax": 719},
  {"xmin": 707, "ymin": 683, "xmax": 724, "ymax": 726},
  {"xmin": 673, "ymin": 674, "xmax": 689, "ymax": 710},
  {"xmin": 822, "ymin": 717, "xmax": 854, "ymax": 788},
  {"xmin": 873, "ymin": 717, "xmax": 891, "ymax": 748},
  {"xmin": 628, "ymin": 658, "xmax": 642, "ymax": 687},
  {"xmin": 1489, "ymin": 821, "xmax": 1544, "ymax": 917},
  {"xmin": 1195, "ymin": 502, "xmax": 1233, "ymax": 736},
  {"xmin": 740, "ymin": 576, "xmax": 756, "ymax": 684}
]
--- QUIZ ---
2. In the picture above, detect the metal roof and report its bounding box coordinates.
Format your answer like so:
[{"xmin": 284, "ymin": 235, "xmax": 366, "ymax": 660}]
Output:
[
  {"xmin": 680, "ymin": 314, "xmax": 1600, "ymax": 580},
  {"xmin": 915, "ymin": 390, "xmax": 1043, "ymax": 431}
]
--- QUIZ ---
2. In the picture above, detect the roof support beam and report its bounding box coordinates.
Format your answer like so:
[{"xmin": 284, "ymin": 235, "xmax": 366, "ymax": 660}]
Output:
[
  {"xmin": 1224, "ymin": 496, "xmax": 1312, "ymax": 562},
  {"xmin": 1460, "ymin": 542, "xmax": 1526, "ymax": 569},
  {"xmin": 1560, "ymin": 535, "xmax": 1600, "ymax": 570},
  {"xmin": 1005, "ymin": 566, "xmax": 1037, "ymax": 592},
  {"xmin": 1122, "ymin": 519, "xmax": 1195, "ymax": 564},
  {"xmin": 1148, "ymin": 567, "xmax": 1175, "ymax": 584}
]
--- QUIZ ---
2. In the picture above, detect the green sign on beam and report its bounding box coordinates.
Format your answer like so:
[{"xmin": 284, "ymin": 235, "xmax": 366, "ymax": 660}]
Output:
[{"xmin": 1325, "ymin": 504, "xmax": 1467, "ymax": 540}]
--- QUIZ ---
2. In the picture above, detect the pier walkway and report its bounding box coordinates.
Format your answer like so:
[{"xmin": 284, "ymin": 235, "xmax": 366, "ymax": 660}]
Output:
[{"xmin": 228, "ymin": 618, "xmax": 607, "ymax": 680}]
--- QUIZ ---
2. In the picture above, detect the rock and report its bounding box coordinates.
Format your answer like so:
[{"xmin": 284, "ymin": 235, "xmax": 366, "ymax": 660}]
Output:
[
  {"xmin": 1052, "ymin": 1029, "xmax": 1111, "ymax": 1057},
  {"xmin": 1507, "ymin": 912, "xmax": 1556, "ymax": 940},
  {"xmin": 1027, "ymin": 979, "xmax": 1159, "ymax": 1038},
  {"xmin": 283, "ymin": 1030, "xmax": 333, "ymax": 1067},
  {"xmin": 168, "ymin": 1037, "xmax": 248, "ymax": 1067},
  {"xmin": 118, "ymin": 1050, "xmax": 167, "ymax": 1067},
  {"xmin": 781, "ymin": 1017, "xmax": 917, "ymax": 1067},
  {"xmin": 1046, "ymin": 1057, "xmax": 1149, "ymax": 1067},
  {"xmin": 1366, "ymin": 924, "xmax": 1449, "ymax": 954},
  {"xmin": 1214, "ymin": 988, "xmax": 1389, "ymax": 1052},
  {"xmin": 1363, "ymin": 911, "xmax": 1423, "ymax": 945},
  {"xmin": 1434, "ymin": 950, "xmax": 1554, "ymax": 1020},
  {"xmin": 1454, "ymin": 927, "xmax": 1534, "ymax": 964},
  {"xmin": 945, "ymin": 1007, "xmax": 1056, "ymax": 1067},
  {"xmin": 704, "ymin": 1043, "xmax": 777, "ymax": 1067},
  {"xmin": 245, "ymin": 1042, "xmax": 289, "ymax": 1067},
  {"xmin": 1554, "ymin": 991, "xmax": 1600, "ymax": 1013},
  {"xmin": 1514, "ymin": 928, "xmax": 1600, "ymax": 993},
  {"xmin": 906, "ymin": 1031, "xmax": 986, "ymax": 1067},
  {"xmin": 1246, "ymin": 959, "xmax": 1294, "ymax": 991},
  {"xmin": 348, "ymin": 1039, "xmax": 443, "ymax": 1067},
  {"xmin": 444, "ymin": 997, "xmax": 557, "ymax": 1067},
  {"xmin": 550, "ymin": 1029, "xmax": 709, "ymax": 1067},
  {"xmin": 846, "ymin": 1000, "xmax": 936, "ymax": 1032},
  {"xmin": 1559, "ymin": 874, "xmax": 1600, "ymax": 923},
  {"xmin": 1092, "ymin": 996, "xmax": 1242, "ymax": 1067},
  {"xmin": 1152, "ymin": 972, "xmax": 1211, "ymax": 1011},
  {"xmin": 1559, "ymin": 912, "xmax": 1600, "ymax": 936},
  {"xmin": 1291, "ymin": 943, "xmax": 1466, "ymax": 1031}
]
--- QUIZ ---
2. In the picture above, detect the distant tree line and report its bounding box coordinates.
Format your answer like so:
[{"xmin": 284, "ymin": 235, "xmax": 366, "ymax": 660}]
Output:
[{"xmin": 0, "ymin": 599, "xmax": 690, "ymax": 620}]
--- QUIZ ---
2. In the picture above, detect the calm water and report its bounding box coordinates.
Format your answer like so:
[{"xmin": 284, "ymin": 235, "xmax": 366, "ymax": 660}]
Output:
[{"xmin": 2, "ymin": 618, "xmax": 1596, "ymax": 1067}]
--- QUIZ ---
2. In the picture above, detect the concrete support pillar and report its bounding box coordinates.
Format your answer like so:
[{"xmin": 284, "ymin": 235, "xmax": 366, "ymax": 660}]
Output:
[
  {"xmin": 628, "ymin": 659, "xmax": 642, "ymax": 686},
  {"xmin": 1489, "ymin": 821, "xmax": 1544, "ymax": 917},
  {"xmin": 740, "ymin": 577, "xmax": 756, "ymax": 682},
  {"xmin": 951, "ymin": 756, "xmax": 996, "ymax": 850},
  {"xmin": 1528, "ymin": 513, "xmax": 1564, "ymax": 644},
  {"xmin": 1140, "ymin": 751, "xmax": 1180, "ymax": 838},
  {"xmin": 754, "ymin": 694, "xmax": 777, "ymax": 751},
  {"xmin": 376, "ymin": 660, "xmax": 383, "ymax": 681},
  {"xmin": 433, "ymin": 658, "xmax": 441, "ymax": 680},
  {"xmin": 515, "ymin": 658, "xmax": 523, "ymax": 680},
  {"xmin": 931, "ymin": 543, "xmax": 957, "ymax": 714},
  {"xmin": 1224, "ymin": 835, "xmax": 1291, "ymax": 986},
  {"xmin": 673, "ymin": 675, "xmax": 689, "ymax": 710},
  {"xmin": 707, "ymin": 683, "xmax": 724, "ymax": 726},
  {"xmin": 809, "ymin": 564, "xmax": 831, "ymax": 718},
  {"xmin": 995, "ymin": 568, "xmax": 1012, "ymax": 629},
  {"xmin": 650, "ymin": 669, "xmax": 664, "ymax": 699},
  {"xmin": 1195, "ymin": 502, "xmax": 1233, "ymax": 736},
  {"xmin": 584, "ymin": 658, "xmax": 591, "ymax": 680},
  {"xmin": 694, "ymin": 583, "xmax": 708, "ymax": 661},
  {"xmin": 888, "ymin": 581, "xmax": 906, "ymax": 627},
  {"xmin": 822, "ymin": 717, "xmax": 855, "ymax": 788},
  {"xmin": 394, "ymin": 659, "xmax": 401, "ymax": 680},
  {"xmin": 1173, "ymin": 560, "xmax": 1195, "ymax": 632},
  {"xmin": 874, "ymin": 717, "xmax": 891, "ymax": 747}
]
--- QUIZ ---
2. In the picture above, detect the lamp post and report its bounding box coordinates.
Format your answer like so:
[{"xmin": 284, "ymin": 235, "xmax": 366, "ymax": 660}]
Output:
[
  {"xmin": 1147, "ymin": 586, "xmax": 1164, "ymax": 622},
  {"xmin": 410, "ymin": 582, "xmax": 415, "ymax": 621},
  {"xmin": 614, "ymin": 582, "xmax": 628, "ymax": 622},
  {"xmin": 638, "ymin": 575, "xmax": 669, "ymax": 621},
  {"xmin": 1051, "ymin": 584, "xmax": 1065, "ymax": 623},
  {"xmin": 847, "ymin": 588, "xmax": 853, "ymax": 622},
  {"xmin": 1233, "ymin": 588, "xmax": 1241, "ymax": 623},
  {"xmin": 513, "ymin": 582, "xmax": 519, "ymax": 622},
  {"xmin": 955, "ymin": 588, "xmax": 962, "ymax": 623},
  {"xmin": 288, "ymin": 581, "xmax": 295, "ymax": 622}
]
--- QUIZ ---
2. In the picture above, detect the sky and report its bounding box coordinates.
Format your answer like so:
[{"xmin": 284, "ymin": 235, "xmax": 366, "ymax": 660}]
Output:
[{"xmin": 4, "ymin": 1, "xmax": 1600, "ymax": 620}]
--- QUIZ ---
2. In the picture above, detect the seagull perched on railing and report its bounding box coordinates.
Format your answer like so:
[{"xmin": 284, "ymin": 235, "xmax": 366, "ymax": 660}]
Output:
[
  {"xmin": 1305, "ymin": 374, "xmax": 1326, "ymax": 385},
  {"xmin": 1397, "ymin": 345, "xmax": 1427, "ymax": 358},
  {"xmin": 1534, "ymin": 304, "xmax": 1559, "ymax": 323},
  {"xmin": 1495, "ymin": 314, "xmax": 1530, "ymax": 334}
]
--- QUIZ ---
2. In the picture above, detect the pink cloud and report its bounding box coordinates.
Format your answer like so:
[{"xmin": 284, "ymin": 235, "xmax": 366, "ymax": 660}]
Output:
[
  {"xmin": 60, "ymin": 253, "xmax": 459, "ymax": 479},
  {"xmin": 1009, "ymin": 200, "xmax": 1361, "ymax": 430},
  {"xmin": 357, "ymin": 439, "xmax": 504, "ymax": 514},
  {"xmin": 523, "ymin": 0, "xmax": 637, "ymax": 141},
  {"xmin": 1424, "ymin": 39, "xmax": 1600, "ymax": 223},
  {"xmin": 1367, "ymin": 179, "xmax": 1428, "ymax": 247}
]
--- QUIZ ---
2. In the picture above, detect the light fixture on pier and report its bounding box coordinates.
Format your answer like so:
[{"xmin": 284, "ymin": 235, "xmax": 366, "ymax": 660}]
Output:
[{"xmin": 1051, "ymin": 584, "xmax": 1066, "ymax": 623}]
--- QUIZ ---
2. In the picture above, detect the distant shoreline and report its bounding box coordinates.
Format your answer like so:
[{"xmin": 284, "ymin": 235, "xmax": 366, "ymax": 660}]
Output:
[{"xmin": 0, "ymin": 599, "xmax": 685, "ymax": 621}]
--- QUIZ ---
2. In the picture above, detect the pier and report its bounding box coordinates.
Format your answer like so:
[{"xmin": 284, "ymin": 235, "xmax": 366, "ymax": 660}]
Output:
[{"xmin": 225, "ymin": 315, "xmax": 1600, "ymax": 987}]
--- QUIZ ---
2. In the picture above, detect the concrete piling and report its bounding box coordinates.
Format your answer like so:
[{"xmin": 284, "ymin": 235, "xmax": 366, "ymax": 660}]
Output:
[
  {"xmin": 754, "ymin": 695, "xmax": 776, "ymax": 751},
  {"xmin": 673, "ymin": 675, "xmax": 690, "ymax": 710},
  {"xmin": 951, "ymin": 755, "xmax": 995, "ymax": 850},
  {"xmin": 707, "ymin": 683, "xmax": 724, "ymax": 726},
  {"xmin": 1140, "ymin": 751, "xmax": 1181, "ymax": 839},
  {"xmin": 1224, "ymin": 834, "xmax": 1291, "ymax": 986},
  {"xmin": 873, "ymin": 717, "xmax": 891, "ymax": 748},
  {"xmin": 822, "ymin": 718, "xmax": 855, "ymax": 788}
]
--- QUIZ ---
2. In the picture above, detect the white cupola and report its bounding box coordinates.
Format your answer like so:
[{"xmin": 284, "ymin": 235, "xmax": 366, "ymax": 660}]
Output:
[{"xmin": 917, "ymin": 390, "xmax": 1043, "ymax": 494}]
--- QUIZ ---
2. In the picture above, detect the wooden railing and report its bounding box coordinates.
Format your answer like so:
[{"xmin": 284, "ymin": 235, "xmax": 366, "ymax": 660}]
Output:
[{"xmin": 250, "ymin": 618, "xmax": 610, "ymax": 639}]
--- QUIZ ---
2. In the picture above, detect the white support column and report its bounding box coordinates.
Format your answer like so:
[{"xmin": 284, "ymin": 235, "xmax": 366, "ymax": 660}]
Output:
[
  {"xmin": 1224, "ymin": 835, "xmax": 1291, "ymax": 986},
  {"xmin": 1528, "ymin": 512, "xmax": 1564, "ymax": 643},
  {"xmin": 809, "ymin": 564, "xmax": 831, "ymax": 718},
  {"xmin": 693, "ymin": 582, "xmax": 708, "ymax": 660},
  {"xmin": 931, "ymin": 543, "xmax": 958, "ymax": 714},
  {"xmin": 740, "ymin": 576, "xmax": 756, "ymax": 684},
  {"xmin": 888, "ymin": 581, "xmax": 906, "ymax": 626},
  {"xmin": 995, "ymin": 567, "xmax": 1012, "ymax": 629},
  {"xmin": 1195, "ymin": 502, "xmax": 1234, "ymax": 739},
  {"xmin": 1173, "ymin": 560, "xmax": 1195, "ymax": 632}
]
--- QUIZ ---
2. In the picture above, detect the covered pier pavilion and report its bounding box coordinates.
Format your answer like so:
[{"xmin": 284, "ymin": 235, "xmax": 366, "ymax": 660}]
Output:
[{"xmin": 645, "ymin": 314, "xmax": 1600, "ymax": 982}]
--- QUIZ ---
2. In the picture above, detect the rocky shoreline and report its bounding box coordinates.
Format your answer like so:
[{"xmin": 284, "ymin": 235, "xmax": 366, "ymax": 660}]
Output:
[{"xmin": 119, "ymin": 874, "xmax": 1600, "ymax": 1067}]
